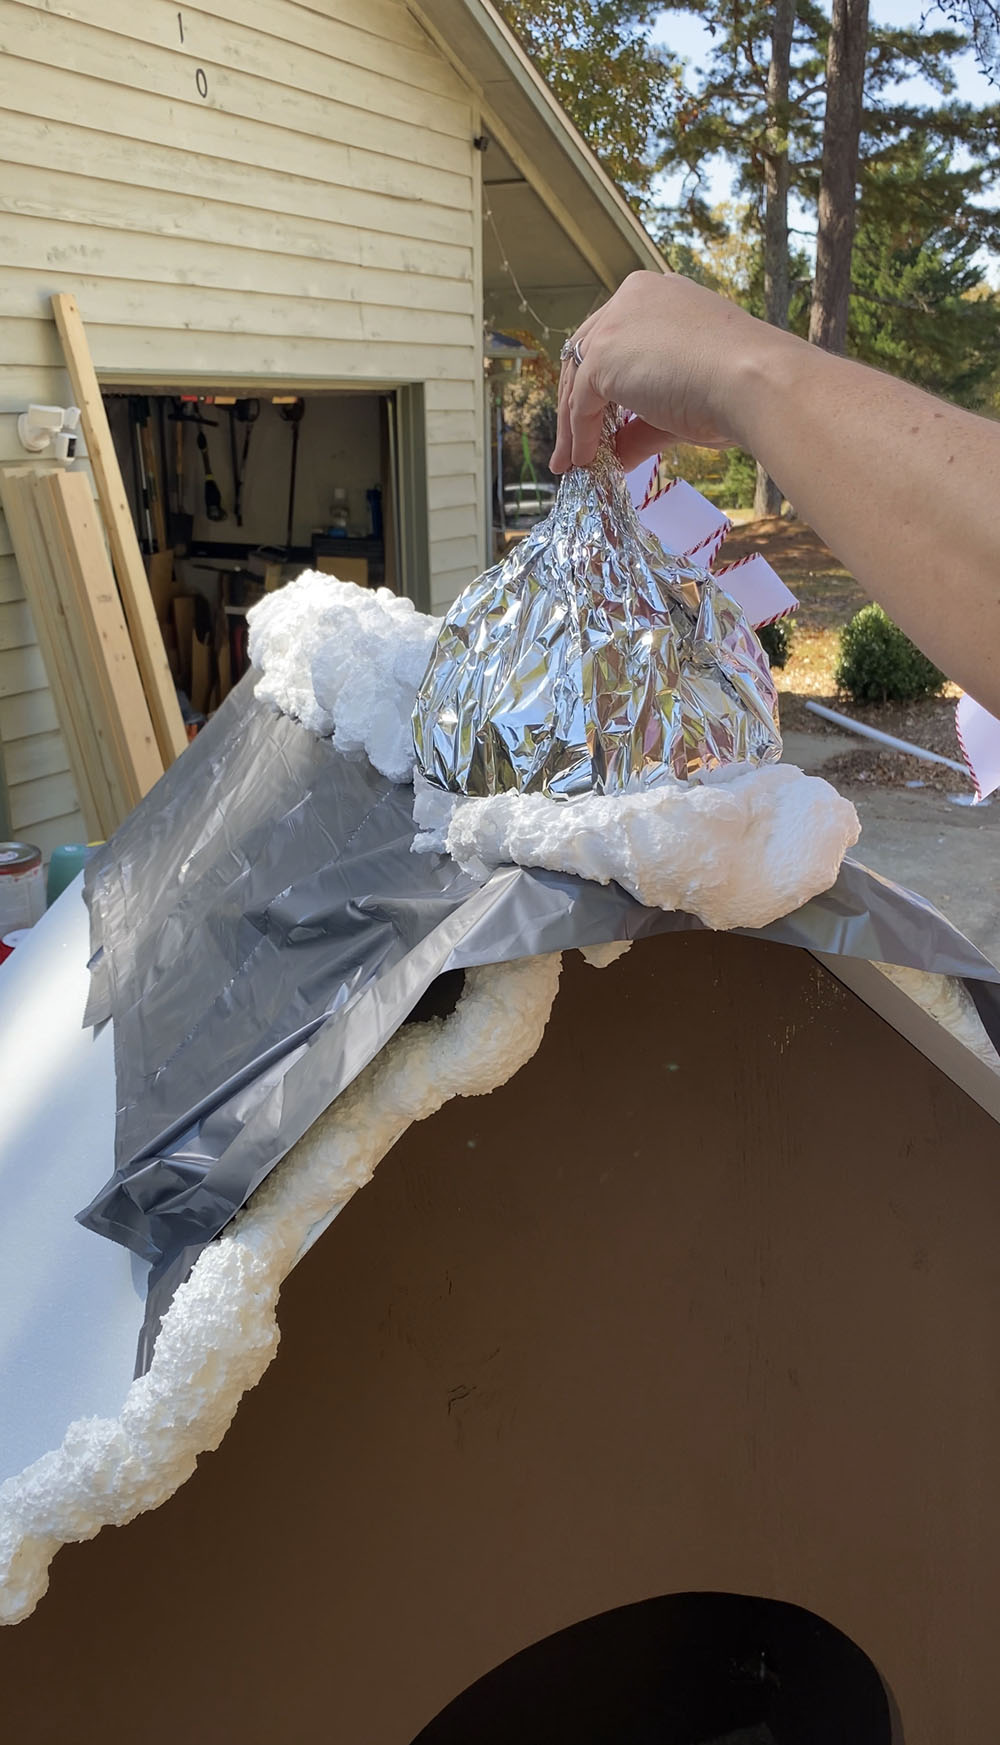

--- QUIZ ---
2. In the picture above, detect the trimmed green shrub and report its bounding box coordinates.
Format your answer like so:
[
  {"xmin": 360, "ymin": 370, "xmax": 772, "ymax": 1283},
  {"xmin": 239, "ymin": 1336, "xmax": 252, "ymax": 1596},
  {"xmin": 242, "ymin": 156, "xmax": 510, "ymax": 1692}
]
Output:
[
  {"xmin": 757, "ymin": 616, "xmax": 794, "ymax": 669},
  {"xmin": 835, "ymin": 604, "xmax": 945, "ymax": 704}
]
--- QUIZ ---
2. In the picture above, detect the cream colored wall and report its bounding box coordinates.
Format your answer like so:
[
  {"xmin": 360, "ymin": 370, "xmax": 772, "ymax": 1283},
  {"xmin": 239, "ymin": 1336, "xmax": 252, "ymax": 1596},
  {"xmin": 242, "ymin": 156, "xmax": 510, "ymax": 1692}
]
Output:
[{"xmin": 0, "ymin": 0, "xmax": 484, "ymax": 852}]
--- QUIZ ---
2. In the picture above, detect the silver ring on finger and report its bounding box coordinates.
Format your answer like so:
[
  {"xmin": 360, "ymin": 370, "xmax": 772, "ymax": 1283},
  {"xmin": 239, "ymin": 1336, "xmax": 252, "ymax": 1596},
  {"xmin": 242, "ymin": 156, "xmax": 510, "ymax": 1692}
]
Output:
[{"xmin": 560, "ymin": 337, "xmax": 585, "ymax": 368}]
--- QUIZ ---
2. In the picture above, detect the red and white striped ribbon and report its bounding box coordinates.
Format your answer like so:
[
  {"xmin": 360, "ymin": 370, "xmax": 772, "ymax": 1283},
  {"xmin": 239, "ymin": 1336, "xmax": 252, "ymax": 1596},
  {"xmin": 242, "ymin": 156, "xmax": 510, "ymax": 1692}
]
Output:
[
  {"xmin": 625, "ymin": 459, "xmax": 799, "ymax": 630},
  {"xmin": 956, "ymin": 693, "xmax": 1000, "ymax": 802}
]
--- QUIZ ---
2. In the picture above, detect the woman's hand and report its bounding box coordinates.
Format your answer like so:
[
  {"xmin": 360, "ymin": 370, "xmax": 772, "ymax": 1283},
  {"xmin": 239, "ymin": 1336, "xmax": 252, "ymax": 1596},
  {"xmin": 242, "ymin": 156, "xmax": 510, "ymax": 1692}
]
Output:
[
  {"xmin": 550, "ymin": 269, "xmax": 1000, "ymax": 715},
  {"xmin": 550, "ymin": 271, "xmax": 779, "ymax": 474}
]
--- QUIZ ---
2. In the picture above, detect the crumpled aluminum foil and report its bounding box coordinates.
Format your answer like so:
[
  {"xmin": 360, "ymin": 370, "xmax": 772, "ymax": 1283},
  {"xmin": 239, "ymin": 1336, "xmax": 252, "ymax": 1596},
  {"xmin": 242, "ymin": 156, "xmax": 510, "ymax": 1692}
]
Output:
[{"xmin": 412, "ymin": 411, "xmax": 781, "ymax": 797}]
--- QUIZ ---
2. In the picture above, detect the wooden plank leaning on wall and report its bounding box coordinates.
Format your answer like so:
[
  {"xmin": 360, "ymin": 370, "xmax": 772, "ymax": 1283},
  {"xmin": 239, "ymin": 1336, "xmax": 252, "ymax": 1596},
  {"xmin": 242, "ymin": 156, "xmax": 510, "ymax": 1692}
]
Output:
[
  {"xmin": 0, "ymin": 468, "xmax": 162, "ymax": 840},
  {"xmin": 0, "ymin": 467, "xmax": 110, "ymax": 840},
  {"xmin": 42, "ymin": 470, "xmax": 163, "ymax": 798},
  {"xmin": 50, "ymin": 293, "xmax": 187, "ymax": 767}
]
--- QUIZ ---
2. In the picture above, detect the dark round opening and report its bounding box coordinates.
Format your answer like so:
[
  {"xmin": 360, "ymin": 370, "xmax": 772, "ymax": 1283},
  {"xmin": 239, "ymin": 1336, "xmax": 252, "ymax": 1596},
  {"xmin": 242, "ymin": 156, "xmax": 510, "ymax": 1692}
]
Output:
[
  {"xmin": 411, "ymin": 1591, "xmax": 896, "ymax": 1744},
  {"xmin": 405, "ymin": 966, "xmax": 466, "ymax": 1024}
]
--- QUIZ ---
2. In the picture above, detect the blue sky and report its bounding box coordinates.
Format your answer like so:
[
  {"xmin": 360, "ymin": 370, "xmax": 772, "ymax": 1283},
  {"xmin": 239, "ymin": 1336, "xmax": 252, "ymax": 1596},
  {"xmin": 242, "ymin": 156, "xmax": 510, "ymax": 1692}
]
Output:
[{"xmin": 649, "ymin": 1, "xmax": 999, "ymax": 272}]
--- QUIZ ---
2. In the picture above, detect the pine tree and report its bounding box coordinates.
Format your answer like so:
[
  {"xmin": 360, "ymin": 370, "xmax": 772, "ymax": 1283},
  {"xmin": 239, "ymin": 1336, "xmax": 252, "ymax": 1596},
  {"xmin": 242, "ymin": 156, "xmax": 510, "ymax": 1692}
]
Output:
[
  {"xmin": 657, "ymin": 4, "xmax": 1000, "ymax": 412},
  {"xmin": 755, "ymin": 0, "xmax": 797, "ymax": 514},
  {"xmin": 848, "ymin": 145, "xmax": 1000, "ymax": 405},
  {"xmin": 809, "ymin": 0, "xmax": 870, "ymax": 352},
  {"xmin": 653, "ymin": 0, "xmax": 827, "ymax": 248},
  {"xmin": 494, "ymin": 3, "xmax": 1000, "ymax": 453}
]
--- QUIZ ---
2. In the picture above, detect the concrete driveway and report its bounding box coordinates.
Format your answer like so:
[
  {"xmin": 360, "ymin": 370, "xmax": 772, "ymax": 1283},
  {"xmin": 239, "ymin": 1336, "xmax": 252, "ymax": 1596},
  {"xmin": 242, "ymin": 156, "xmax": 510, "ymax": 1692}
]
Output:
[{"xmin": 783, "ymin": 729, "xmax": 1000, "ymax": 967}]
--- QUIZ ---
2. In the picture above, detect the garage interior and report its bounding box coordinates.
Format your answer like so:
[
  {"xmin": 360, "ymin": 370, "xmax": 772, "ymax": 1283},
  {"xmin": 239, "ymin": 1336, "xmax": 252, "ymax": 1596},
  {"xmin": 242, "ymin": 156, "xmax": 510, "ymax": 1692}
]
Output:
[{"xmin": 104, "ymin": 387, "xmax": 402, "ymax": 722}]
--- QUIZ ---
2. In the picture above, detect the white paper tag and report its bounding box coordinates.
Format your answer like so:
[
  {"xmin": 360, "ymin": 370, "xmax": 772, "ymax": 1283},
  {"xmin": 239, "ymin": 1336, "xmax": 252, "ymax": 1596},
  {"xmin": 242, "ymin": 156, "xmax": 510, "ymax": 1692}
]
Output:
[
  {"xmin": 956, "ymin": 692, "xmax": 1000, "ymax": 801},
  {"xmin": 713, "ymin": 551, "xmax": 799, "ymax": 629},
  {"xmin": 624, "ymin": 457, "xmax": 799, "ymax": 629},
  {"xmin": 638, "ymin": 477, "xmax": 730, "ymax": 562}
]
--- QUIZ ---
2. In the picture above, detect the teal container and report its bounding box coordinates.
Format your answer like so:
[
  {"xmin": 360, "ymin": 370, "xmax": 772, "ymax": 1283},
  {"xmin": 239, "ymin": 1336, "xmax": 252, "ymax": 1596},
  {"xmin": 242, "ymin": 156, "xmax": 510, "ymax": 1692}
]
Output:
[{"xmin": 46, "ymin": 842, "xmax": 100, "ymax": 907}]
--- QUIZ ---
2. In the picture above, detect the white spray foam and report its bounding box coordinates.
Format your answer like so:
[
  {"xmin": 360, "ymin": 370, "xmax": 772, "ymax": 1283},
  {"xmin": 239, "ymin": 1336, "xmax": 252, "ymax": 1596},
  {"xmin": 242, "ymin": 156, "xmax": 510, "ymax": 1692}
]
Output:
[
  {"xmin": 248, "ymin": 571, "xmax": 439, "ymax": 784},
  {"xmin": 579, "ymin": 940, "xmax": 633, "ymax": 969},
  {"xmin": 874, "ymin": 961, "xmax": 1000, "ymax": 1074},
  {"xmin": 248, "ymin": 572, "xmax": 858, "ymax": 928},
  {"xmin": 0, "ymin": 953, "xmax": 561, "ymax": 1626},
  {"xmin": 416, "ymin": 766, "xmax": 861, "ymax": 933}
]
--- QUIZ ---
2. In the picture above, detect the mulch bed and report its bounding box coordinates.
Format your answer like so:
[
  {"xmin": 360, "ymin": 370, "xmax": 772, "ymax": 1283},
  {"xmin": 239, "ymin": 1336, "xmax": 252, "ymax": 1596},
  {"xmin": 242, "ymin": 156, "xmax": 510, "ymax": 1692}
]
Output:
[
  {"xmin": 779, "ymin": 679, "xmax": 967, "ymax": 795},
  {"xmin": 816, "ymin": 746, "xmax": 967, "ymax": 795},
  {"xmin": 723, "ymin": 516, "xmax": 969, "ymax": 792},
  {"xmin": 779, "ymin": 691, "xmax": 963, "ymax": 757}
]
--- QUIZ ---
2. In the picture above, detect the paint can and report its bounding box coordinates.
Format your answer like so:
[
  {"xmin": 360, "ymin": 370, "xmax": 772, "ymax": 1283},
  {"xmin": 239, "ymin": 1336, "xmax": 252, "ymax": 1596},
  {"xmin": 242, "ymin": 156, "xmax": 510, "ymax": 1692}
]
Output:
[
  {"xmin": 0, "ymin": 928, "xmax": 32, "ymax": 966},
  {"xmin": 0, "ymin": 843, "xmax": 45, "ymax": 933}
]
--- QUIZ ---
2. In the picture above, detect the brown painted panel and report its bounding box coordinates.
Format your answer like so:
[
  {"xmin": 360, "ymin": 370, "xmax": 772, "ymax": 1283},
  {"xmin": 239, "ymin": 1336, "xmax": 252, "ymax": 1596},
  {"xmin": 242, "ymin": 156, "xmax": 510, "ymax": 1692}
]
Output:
[{"xmin": 1, "ymin": 932, "xmax": 998, "ymax": 1742}]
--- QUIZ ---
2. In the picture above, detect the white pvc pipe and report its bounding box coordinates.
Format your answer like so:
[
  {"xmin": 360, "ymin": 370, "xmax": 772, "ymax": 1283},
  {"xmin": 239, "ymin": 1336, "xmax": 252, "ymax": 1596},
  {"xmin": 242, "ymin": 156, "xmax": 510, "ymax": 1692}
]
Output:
[{"xmin": 804, "ymin": 700, "xmax": 967, "ymax": 773}]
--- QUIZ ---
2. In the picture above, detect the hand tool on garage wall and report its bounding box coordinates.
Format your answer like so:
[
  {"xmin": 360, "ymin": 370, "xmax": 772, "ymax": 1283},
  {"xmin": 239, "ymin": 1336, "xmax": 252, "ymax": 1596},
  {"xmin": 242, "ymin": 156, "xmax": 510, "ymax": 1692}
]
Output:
[
  {"xmin": 128, "ymin": 397, "xmax": 155, "ymax": 555},
  {"xmin": 168, "ymin": 401, "xmax": 225, "ymax": 525},
  {"xmin": 131, "ymin": 395, "xmax": 175, "ymax": 625},
  {"xmin": 196, "ymin": 426, "xmax": 226, "ymax": 523},
  {"xmin": 278, "ymin": 397, "xmax": 305, "ymax": 551},
  {"xmin": 167, "ymin": 399, "xmax": 195, "ymax": 549},
  {"xmin": 228, "ymin": 398, "xmax": 259, "ymax": 529},
  {"xmin": 133, "ymin": 397, "xmax": 167, "ymax": 555}
]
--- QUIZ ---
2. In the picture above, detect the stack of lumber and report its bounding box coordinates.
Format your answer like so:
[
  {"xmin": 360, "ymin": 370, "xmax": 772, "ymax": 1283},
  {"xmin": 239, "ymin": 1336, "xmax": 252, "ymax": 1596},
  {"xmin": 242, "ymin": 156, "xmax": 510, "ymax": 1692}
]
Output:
[
  {"xmin": 0, "ymin": 468, "xmax": 163, "ymax": 841},
  {"xmin": 0, "ymin": 294, "xmax": 187, "ymax": 840}
]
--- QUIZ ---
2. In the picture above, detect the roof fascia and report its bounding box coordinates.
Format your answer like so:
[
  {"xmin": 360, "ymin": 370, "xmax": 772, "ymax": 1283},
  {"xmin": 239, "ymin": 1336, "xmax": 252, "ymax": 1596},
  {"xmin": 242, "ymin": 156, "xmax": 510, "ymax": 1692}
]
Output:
[
  {"xmin": 411, "ymin": 0, "xmax": 666, "ymax": 289},
  {"xmin": 478, "ymin": 104, "xmax": 621, "ymax": 293},
  {"xmin": 813, "ymin": 952, "xmax": 1000, "ymax": 1128}
]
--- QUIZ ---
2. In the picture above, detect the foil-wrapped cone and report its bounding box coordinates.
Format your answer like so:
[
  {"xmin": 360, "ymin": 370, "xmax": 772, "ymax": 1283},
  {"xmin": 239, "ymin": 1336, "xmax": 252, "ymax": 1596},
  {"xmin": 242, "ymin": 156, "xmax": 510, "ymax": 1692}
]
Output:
[{"xmin": 412, "ymin": 414, "xmax": 781, "ymax": 798}]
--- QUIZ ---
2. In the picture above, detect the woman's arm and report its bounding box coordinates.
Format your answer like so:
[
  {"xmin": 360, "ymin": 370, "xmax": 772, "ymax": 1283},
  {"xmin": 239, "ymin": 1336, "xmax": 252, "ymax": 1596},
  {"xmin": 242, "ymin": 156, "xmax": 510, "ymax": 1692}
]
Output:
[{"xmin": 552, "ymin": 272, "xmax": 1000, "ymax": 715}]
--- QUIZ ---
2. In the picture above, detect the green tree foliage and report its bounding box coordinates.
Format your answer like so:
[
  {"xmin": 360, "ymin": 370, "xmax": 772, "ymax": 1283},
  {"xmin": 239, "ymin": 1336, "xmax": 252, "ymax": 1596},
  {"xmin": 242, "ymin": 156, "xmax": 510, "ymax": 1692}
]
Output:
[
  {"xmin": 721, "ymin": 446, "xmax": 758, "ymax": 507},
  {"xmin": 658, "ymin": 5, "xmax": 1000, "ymax": 404},
  {"xmin": 495, "ymin": 3, "xmax": 680, "ymax": 209},
  {"xmin": 848, "ymin": 145, "xmax": 1000, "ymax": 405},
  {"xmin": 668, "ymin": 202, "xmax": 758, "ymax": 299},
  {"xmin": 653, "ymin": 0, "xmax": 825, "ymax": 243},
  {"xmin": 657, "ymin": 4, "xmax": 998, "ymax": 242}
]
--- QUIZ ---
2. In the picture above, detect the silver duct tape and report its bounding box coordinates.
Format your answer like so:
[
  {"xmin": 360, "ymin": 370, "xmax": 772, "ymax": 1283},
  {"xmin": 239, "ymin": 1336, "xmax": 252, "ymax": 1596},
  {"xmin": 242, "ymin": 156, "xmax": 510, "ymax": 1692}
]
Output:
[
  {"xmin": 77, "ymin": 683, "xmax": 1000, "ymax": 1371},
  {"xmin": 413, "ymin": 415, "xmax": 781, "ymax": 797}
]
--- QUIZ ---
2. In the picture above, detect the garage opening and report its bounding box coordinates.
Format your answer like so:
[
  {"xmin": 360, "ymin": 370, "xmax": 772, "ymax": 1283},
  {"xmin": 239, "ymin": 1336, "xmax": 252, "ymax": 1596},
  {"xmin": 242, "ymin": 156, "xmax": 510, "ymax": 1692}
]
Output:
[
  {"xmin": 411, "ymin": 1591, "xmax": 898, "ymax": 1744},
  {"xmin": 102, "ymin": 383, "xmax": 428, "ymax": 726}
]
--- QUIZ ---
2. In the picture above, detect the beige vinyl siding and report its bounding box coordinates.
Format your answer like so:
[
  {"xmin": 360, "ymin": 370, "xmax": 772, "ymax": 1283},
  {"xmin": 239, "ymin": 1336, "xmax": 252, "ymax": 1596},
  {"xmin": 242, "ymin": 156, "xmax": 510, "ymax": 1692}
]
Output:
[
  {"xmin": 426, "ymin": 382, "xmax": 482, "ymax": 609},
  {"xmin": 0, "ymin": 0, "xmax": 485, "ymax": 848}
]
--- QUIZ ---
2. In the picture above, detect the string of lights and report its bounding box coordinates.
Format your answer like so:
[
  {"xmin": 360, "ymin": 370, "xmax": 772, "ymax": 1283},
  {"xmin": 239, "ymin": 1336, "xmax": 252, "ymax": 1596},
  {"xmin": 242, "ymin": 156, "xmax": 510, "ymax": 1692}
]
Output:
[{"xmin": 484, "ymin": 203, "xmax": 576, "ymax": 344}]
